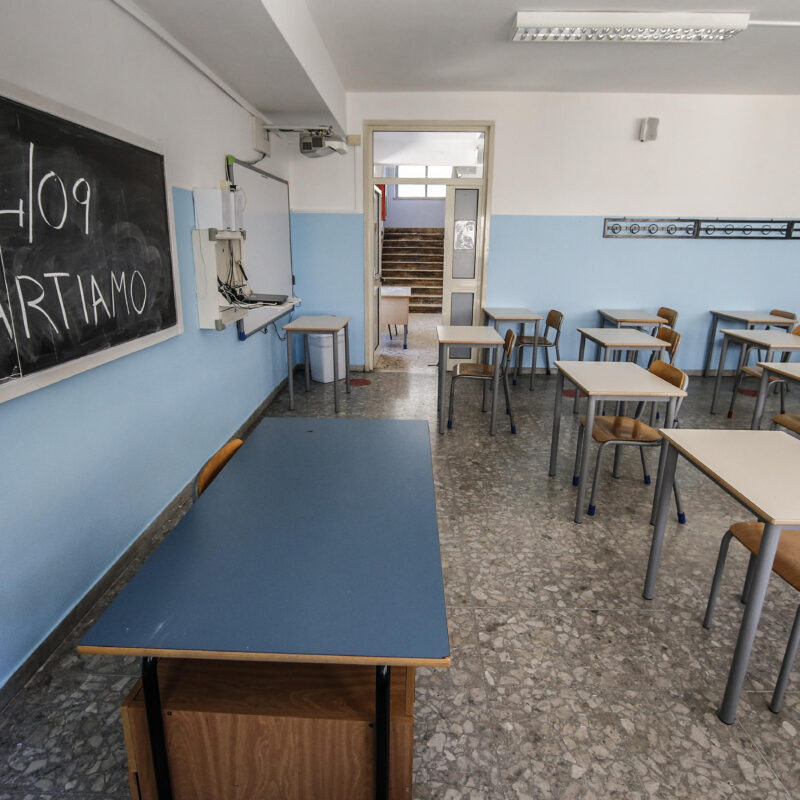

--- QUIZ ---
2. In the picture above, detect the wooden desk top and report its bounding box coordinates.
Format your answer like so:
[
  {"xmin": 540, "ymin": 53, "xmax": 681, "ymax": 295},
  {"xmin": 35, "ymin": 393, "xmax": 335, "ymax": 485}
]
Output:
[
  {"xmin": 381, "ymin": 286, "xmax": 412, "ymax": 297},
  {"xmin": 555, "ymin": 361, "xmax": 687, "ymax": 398},
  {"xmin": 711, "ymin": 310, "xmax": 795, "ymax": 326},
  {"xmin": 598, "ymin": 309, "xmax": 668, "ymax": 325},
  {"xmin": 483, "ymin": 307, "xmax": 543, "ymax": 322},
  {"xmin": 660, "ymin": 429, "xmax": 800, "ymax": 526},
  {"xmin": 437, "ymin": 325, "xmax": 504, "ymax": 345},
  {"xmin": 757, "ymin": 362, "xmax": 800, "ymax": 382},
  {"xmin": 577, "ymin": 328, "xmax": 668, "ymax": 348},
  {"xmin": 719, "ymin": 329, "xmax": 800, "ymax": 349},
  {"xmin": 79, "ymin": 419, "xmax": 450, "ymax": 668},
  {"xmin": 283, "ymin": 315, "xmax": 350, "ymax": 332}
]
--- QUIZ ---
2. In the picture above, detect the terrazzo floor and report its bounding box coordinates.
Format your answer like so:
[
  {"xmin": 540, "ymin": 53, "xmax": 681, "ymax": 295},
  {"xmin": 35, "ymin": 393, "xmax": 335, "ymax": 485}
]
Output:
[
  {"xmin": 374, "ymin": 312, "xmax": 440, "ymax": 371},
  {"xmin": 2, "ymin": 368, "xmax": 799, "ymax": 799}
]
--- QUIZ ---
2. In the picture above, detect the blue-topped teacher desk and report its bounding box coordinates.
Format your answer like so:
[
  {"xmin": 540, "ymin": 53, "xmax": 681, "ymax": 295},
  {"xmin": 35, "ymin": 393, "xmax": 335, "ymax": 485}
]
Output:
[{"xmin": 79, "ymin": 418, "xmax": 450, "ymax": 800}]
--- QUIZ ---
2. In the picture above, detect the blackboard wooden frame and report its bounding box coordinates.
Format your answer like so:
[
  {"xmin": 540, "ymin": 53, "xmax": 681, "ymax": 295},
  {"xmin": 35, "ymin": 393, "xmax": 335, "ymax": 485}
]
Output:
[{"xmin": 0, "ymin": 79, "xmax": 182, "ymax": 405}]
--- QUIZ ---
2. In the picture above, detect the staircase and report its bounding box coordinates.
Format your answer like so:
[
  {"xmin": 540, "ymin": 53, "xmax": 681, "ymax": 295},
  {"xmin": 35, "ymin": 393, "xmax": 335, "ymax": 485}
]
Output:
[{"xmin": 381, "ymin": 227, "xmax": 444, "ymax": 313}]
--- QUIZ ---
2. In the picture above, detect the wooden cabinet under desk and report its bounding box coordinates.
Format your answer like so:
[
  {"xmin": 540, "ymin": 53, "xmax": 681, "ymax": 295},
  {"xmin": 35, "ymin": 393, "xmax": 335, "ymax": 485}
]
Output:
[{"xmin": 120, "ymin": 659, "xmax": 415, "ymax": 800}]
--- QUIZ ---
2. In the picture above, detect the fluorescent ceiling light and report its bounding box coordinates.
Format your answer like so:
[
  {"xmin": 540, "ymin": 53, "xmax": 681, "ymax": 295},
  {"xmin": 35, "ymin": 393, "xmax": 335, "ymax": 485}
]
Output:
[{"xmin": 512, "ymin": 11, "xmax": 750, "ymax": 42}]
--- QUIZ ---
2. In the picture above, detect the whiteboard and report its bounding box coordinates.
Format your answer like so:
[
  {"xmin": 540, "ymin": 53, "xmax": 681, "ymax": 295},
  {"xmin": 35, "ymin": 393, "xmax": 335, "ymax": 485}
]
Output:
[{"xmin": 228, "ymin": 159, "xmax": 294, "ymax": 338}]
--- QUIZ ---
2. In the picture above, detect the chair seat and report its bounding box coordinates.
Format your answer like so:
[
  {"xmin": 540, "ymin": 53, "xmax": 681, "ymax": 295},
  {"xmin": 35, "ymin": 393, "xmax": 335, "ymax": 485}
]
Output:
[
  {"xmin": 741, "ymin": 365, "xmax": 783, "ymax": 381},
  {"xmin": 452, "ymin": 362, "xmax": 493, "ymax": 379},
  {"xmin": 730, "ymin": 521, "xmax": 800, "ymax": 591},
  {"xmin": 774, "ymin": 413, "xmax": 800, "ymax": 435},
  {"xmin": 517, "ymin": 336, "xmax": 555, "ymax": 347},
  {"xmin": 581, "ymin": 415, "xmax": 661, "ymax": 444}
]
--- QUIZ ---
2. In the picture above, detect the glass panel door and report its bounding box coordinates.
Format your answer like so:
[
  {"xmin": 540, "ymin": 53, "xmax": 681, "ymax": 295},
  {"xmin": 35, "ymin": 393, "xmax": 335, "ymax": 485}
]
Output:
[{"xmin": 442, "ymin": 184, "xmax": 485, "ymax": 368}]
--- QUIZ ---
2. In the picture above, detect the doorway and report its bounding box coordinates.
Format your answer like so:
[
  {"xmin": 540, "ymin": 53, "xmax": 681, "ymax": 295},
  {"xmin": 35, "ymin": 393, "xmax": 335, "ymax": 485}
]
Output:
[{"xmin": 363, "ymin": 124, "xmax": 493, "ymax": 372}]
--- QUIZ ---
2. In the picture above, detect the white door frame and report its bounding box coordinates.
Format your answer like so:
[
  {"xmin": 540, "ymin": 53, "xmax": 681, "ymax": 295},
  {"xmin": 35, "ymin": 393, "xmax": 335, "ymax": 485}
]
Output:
[{"xmin": 362, "ymin": 121, "xmax": 495, "ymax": 371}]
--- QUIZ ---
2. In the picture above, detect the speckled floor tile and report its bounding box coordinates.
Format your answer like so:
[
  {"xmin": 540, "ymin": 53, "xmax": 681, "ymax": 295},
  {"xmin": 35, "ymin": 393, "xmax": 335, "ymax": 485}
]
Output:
[
  {"xmin": 3, "ymin": 372, "xmax": 799, "ymax": 798},
  {"xmin": 491, "ymin": 686, "xmax": 790, "ymax": 799}
]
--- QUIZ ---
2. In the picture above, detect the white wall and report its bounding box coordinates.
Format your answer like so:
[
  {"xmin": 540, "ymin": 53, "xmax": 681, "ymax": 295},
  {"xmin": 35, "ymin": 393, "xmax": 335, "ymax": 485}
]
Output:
[
  {"xmin": 385, "ymin": 193, "xmax": 445, "ymax": 228},
  {"xmin": 1, "ymin": 0, "xmax": 282, "ymax": 190},
  {"xmin": 289, "ymin": 91, "xmax": 800, "ymax": 216}
]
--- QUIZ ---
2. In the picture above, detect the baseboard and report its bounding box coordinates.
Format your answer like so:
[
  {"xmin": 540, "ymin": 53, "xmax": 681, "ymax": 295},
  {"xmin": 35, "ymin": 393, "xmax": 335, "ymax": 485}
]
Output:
[{"xmin": 0, "ymin": 378, "xmax": 288, "ymax": 711}]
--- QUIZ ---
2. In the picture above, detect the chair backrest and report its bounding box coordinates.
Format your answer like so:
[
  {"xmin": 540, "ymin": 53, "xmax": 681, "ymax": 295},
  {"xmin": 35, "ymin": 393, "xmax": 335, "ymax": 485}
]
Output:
[
  {"xmin": 793, "ymin": 323, "xmax": 800, "ymax": 337},
  {"xmin": 546, "ymin": 309, "xmax": 563, "ymax": 331},
  {"xmin": 655, "ymin": 327, "xmax": 681, "ymax": 363},
  {"xmin": 657, "ymin": 306, "xmax": 678, "ymax": 328},
  {"xmin": 500, "ymin": 329, "xmax": 516, "ymax": 371},
  {"xmin": 545, "ymin": 309, "xmax": 564, "ymax": 346},
  {"xmin": 195, "ymin": 438, "xmax": 244, "ymax": 499},
  {"xmin": 648, "ymin": 358, "xmax": 688, "ymax": 390},
  {"xmin": 771, "ymin": 309, "xmax": 796, "ymax": 321}
]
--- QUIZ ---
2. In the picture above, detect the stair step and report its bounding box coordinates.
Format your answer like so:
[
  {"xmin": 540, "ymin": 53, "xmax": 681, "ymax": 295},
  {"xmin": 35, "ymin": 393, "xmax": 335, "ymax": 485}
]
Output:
[
  {"xmin": 410, "ymin": 305, "xmax": 442, "ymax": 314},
  {"xmin": 382, "ymin": 247, "xmax": 444, "ymax": 256}
]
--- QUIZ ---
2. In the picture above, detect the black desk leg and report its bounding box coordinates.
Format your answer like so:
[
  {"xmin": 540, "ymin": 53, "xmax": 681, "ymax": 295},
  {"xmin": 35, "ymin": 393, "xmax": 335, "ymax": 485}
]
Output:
[
  {"xmin": 375, "ymin": 665, "xmax": 391, "ymax": 800},
  {"xmin": 142, "ymin": 657, "xmax": 174, "ymax": 800}
]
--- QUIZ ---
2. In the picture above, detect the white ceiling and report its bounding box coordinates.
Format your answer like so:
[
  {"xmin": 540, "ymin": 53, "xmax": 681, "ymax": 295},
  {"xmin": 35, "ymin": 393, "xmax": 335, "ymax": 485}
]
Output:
[
  {"xmin": 305, "ymin": 0, "xmax": 800, "ymax": 94},
  {"xmin": 131, "ymin": 0, "xmax": 334, "ymax": 127},
  {"xmin": 129, "ymin": 0, "xmax": 800, "ymax": 132}
]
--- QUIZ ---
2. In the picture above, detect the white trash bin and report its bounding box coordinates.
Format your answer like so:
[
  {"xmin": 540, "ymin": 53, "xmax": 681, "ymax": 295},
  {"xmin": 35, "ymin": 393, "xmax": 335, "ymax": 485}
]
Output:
[{"xmin": 308, "ymin": 330, "xmax": 346, "ymax": 383}]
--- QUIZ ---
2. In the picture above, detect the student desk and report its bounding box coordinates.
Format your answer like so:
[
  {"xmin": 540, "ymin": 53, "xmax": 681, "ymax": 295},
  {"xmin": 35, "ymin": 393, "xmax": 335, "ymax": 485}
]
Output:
[
  {"xmin": 78, "ymin": 418, "xmax": 450, "ymax": 800},
  {"xmin": 644, "ymin": 429, "xmax": 800, "ymax": 724},
  {"xmin": 283, "ymin": 315, "xmax": 351, "ymax": 412},
  {"xmin": 573, "ymin": 328, "xmax": 671, "ymax": 412},
  {"xmin": 710, "ymin": 329, "xmax": 800, "ymax": 415},
  {"xmin": 577, "ymin": 328, "xmax": 669, "ymax": 362},
  {"xmin": 436, "ymin": 325, "xmax": 504, "ymax": 435},
  {"xmin": 751, "ymin": 361, "xmax": 800, "ymax": 429},
  {"xmin": 704, "ymin": 310, "xmax": 795, "ymax": 377},
  {"xmin": 381, "ymin": 286, "xmax": 411, "ymax": 349},
  {"xmin": 483, "ymin": 307, "xmax": 543, "ymax": 390},
  {"xmin": 598, "ymin": 309, "xmax": 668, "ymax": 329},
  {"xmin": 549, "ymin": 361, "xmax": 686, "ymax": 523}
]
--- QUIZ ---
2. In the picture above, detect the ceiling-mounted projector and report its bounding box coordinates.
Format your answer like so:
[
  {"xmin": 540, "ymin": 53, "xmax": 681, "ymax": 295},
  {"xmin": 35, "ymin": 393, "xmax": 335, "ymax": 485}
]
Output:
[{"xmin": 299, "ymin": 133, "xmax": 347, "ymax": 158}]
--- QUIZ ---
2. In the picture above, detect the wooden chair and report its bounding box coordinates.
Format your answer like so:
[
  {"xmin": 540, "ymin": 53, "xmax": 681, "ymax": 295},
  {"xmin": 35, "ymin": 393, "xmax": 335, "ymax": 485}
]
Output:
[
  {"xmin": 657, "ymin": 306, "xmax": 678, "ymax": 329},
  {"xmin": 648, "ymin": 327, "xmax": 681, "ymax": 366},
  {"xmin": 513, "ymin": 309, "xmax": 563, "ymax": 388},
  {"xmin": 727, "ymin": 323, "xmax": 800, "ymax": 419},
  {"xmin": 704, "ymin": 521, "xmax": 800, "ymax": 713},
  {"xmin": 770, "ymin": 309, "xmax": 796, "ymax": 324},
  {"xmin": 194, "ymin": 439, "xmax": 244, "ymax": 499},
  {"xmin": 773, "ymin": 413, "xmax": 800, "ymax": 436},
  {"xmin": 572, "ymin": 360, "xmax": 688, "ymax": 521},
  {"xmin": 448, "ymin": 329, "xmax": 517, "ymax": 434}
]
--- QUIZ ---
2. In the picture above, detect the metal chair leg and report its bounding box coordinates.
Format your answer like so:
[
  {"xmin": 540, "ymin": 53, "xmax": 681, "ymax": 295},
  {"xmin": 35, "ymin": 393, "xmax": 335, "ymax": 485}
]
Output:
[
  {"xmin": 572, "ymin": 423, "xmax": 585, "ymax": 486},
  {"xmin": 769, "ymin": 603, "xmax": 800, "ymax": 713},
  {"xmin": 612, "ymin": 445, "xmax": 622, "ymax": 478},
  {"xmin": 780, "ymin": 381, "xmax": 786, "ymax": 414},
  {"xmin": 704, "ymin": 530, "xmax": 733, "ymax": 628},
  {"xmin": 587, "ymin": 441, "xmax": 609, "ymax": 516},
  {"xmin": 673, "ymin": 479, "xmax": 686, "ymax": 524},
  {"xmin": 447, "ymin": 376, "xmax": 457, "ymax": 429},
  {"xmin": 544, "ymin": 347, "xmax": 551, "ymax": 376},
  {"xmin": 639, "ymin": 448, "xmax": 650, "ymax": 484},
  {"xmin": 741, "ymin": 553, "xmax": 756, "ymax": 604},
  {"xmin": 387, "ymin": 324, "xmax": 392, "ymax": 341},
  {"xmin": 481, "ymin": 379, "xmax": 488, "ymax": 412},
  {"xmin": 727, "ymin": 368, "xmax": 745, "ymax": 418},
  {"xmin": 503, "ymin": 372, "xmax": 516, "ymax": 434},
  {"xmin": 513, "ymin": 345, "xmax": 523, "ymax": 385}
]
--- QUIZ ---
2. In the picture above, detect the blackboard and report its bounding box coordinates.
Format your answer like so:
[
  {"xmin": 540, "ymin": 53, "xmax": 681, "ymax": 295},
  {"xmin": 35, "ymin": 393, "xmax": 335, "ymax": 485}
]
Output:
[{"xmin": 0, "ymin": 84, "xmax": 180, "ymax": 403}]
